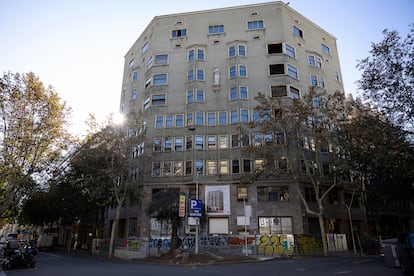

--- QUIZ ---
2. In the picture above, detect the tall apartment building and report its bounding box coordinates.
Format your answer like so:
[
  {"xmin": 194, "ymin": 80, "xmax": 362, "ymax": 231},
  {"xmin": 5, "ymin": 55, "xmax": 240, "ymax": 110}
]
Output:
[{"xmin": 117, "ymin": 2, "xmax": 366, "ymax": 242}]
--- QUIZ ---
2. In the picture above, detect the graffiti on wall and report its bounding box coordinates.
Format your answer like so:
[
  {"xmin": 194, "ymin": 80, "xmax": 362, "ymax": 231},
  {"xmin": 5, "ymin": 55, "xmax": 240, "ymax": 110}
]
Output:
[
  {"xmin": 257, "ymin": 234, "xmax": 295, "ymax": 256},
  {"xmin": 295, "ymin": 234, "xmax": 323, "ymax": 254}
]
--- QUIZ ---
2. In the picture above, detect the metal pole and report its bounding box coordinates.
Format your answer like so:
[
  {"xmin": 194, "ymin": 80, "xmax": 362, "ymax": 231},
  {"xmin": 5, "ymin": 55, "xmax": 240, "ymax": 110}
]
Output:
[
  {"xmin": 195, "ymin": 172, "xmax": 199, "ymax": 254},
  {"xmin": 244, "ymin": 197, "xmax": 248, "ymax": 256}
]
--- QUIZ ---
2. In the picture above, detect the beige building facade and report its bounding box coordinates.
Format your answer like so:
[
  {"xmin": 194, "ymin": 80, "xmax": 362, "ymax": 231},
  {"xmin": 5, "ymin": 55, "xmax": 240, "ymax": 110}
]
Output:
[{"xmin": 117, "ymin": 2, "xmax": 366, "ymax": 244}]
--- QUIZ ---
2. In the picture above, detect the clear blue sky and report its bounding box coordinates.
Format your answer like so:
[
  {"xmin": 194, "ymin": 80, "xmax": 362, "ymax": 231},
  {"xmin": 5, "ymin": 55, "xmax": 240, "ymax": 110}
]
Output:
[{"xmin": 1, "ymin": 0, "xmax": 412, "ymax": 136}]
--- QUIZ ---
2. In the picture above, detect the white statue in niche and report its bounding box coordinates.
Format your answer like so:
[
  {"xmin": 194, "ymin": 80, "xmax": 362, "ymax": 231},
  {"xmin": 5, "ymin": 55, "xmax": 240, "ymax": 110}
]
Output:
[{"xmin": 213, "ymin": 67, "xmax": 220, "ymax": 85}]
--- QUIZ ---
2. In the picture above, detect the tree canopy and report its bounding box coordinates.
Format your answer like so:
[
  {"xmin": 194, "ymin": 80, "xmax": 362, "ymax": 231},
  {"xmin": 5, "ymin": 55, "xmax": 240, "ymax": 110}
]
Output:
[
  {"xmin": 0, "ymin": 72, "xmax": 73, "ymax": 217},
  {"xmin": 357, "ymin": 24, "xmax": 414, "ymax": 136}
]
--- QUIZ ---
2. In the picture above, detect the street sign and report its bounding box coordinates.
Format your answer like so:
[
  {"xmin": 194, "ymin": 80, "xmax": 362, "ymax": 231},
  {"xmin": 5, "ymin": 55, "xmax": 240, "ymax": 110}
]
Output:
[
  {"xmin": 189, "ymin": 199, "xmax": 202, "ymax": 217},
  {"xmin": 179, "ymin": 195, "xmax": 186, "ymax": 218}
]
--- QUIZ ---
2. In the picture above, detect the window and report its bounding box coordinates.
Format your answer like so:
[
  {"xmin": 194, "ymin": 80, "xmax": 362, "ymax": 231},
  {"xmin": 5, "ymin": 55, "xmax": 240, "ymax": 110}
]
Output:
[
  {"xmin": 197, "ymin": 49, "xmax": 205, "ymax": 60},
  {"xmin": 209, "ymin": 25, "xmax": 224, "ymax": 34},
  {"xmin": 243, "ymin": 159, "xmax": 251, "ymax": 173},
  {"xmin": 175, "ymin": 137, "xmax": 183, "ymax": 151},
  {"xmin": 247, "ymin": 20, "xmax": 264, "ymax": 30},
  {"xmin": 196, "ymin": 89, "xmax": 204, "ymax": 102},
  {"xmin": 319, "ymin": 76, "xmax": 325, "ymax": 88},
  {"xmin": 143, "ymin": 97, "xmax": 150, "ymax": 110},
  {"xmin": 285, "ymin": 44, "xmax": 295, "ymax": 58},
  {"xmin": 218, "ymin": 111, "xmax": 227, "ymax": 125},
  {"xmin": 228, "ymin": 44, "xmax": 247, "ymax": 58},
  {"xmin": 154, "ymin": 54, "xmax": 168, "ymax": 65},
  {"xmin": 230, "ymin": 87, "xmax": 237, "ymax": 100},
  {"xmin": 231, "ymin": 110, "xmax": 238, "ymax": 123},
  {"xmin": 334, "ymin": 71, "xmax": 340, "ymax": 82},
  {"xmin": 219, "ymin": 135, "xmax": 228, "ymax": 149},
  {"xmin": 185, "ymin": 161, "xmax": 192, "ymax": 175},
  {"xmin": 152, "ymin": 162, "xmax": 161, "ymax": 177},
  {"xmin": 145, "ymin": 77, "xmax": 151, "ymax": 88},
  {"xmin": 187, "ymin": 70, "xmax": 194, "ymax": 82},
  {"xmin": 129, "ymin": 59, "xmax": 135, "ymax": 69},
  {"xmin": 186, "ymin": 113, "xmax": 193, "ymax": 126},
  {"xmin": 308, "ymin": 55, "xmax": 322, "ymax": 68},
  {"xmin": 164, "ymin": 137, "xmax": 172, "ymax": 151},
  {"xmin": 241, "ymin": 109, "xmax": 249, "ymax": 123},
  {"xmin": 310, "ymin": 74, "xmax": 318, "ymax": 86},
  {"xmin": 268, "ymin": 43, "xmax": 282, "ymax": 54},
  {"xmin": 195, "ymin": 160, "xmax": 203, "ymax": 174},
  {"xmin": 321, "ymin": 43, "xmax": 330, "ymax": 55},
  {"xmin": 196, "ymin": 68, "xmax": 205, "ymax": 81},
  {"xmin": 163, "ymin": 161, "xmax": 172, "ymax": 176},
  {"xmin": 174, "ymin": 161, "xmax": 183, "ymax": 176},
  {"xmin": 276, "ymin": 132, "xmax": 285, "ymax": 144},
  {"xmin": 152, "ymin": 94, "xmax": 166, "ymax": 106},
  {"xmin": 131, "ymin": 89, "xmax": 137, "ymax": 100},
  {"xmin": 257, "ymin": 186, "xmax": 289, "ymax": 201},
  {"xmin": 255, "ymin": 159, "xmax": 264, "ymax": 173},
  {"xmin": 252, "ymin": 133, "xmax": 263, "ymax": 146},
  {"xmin": 175, "ymin": 114, "xmax": 184, "ymax": 127},
  {"xmin": 287, "ymin": 64, "xmax": 298, "ymax": 78},
  {"xmin": 207, "ymin": 136, "xmax": 216, "ymax": 150},
  {"xmin": 239, "ymin": 65, "xmax": 247, "ymax": 77},
  {"xmin": 195, "ymin": 136, "xmax": 204, "ymax": 150},
  {"xmin": 232, "ymin": 159, "xmax": 240, "ymax": 174},
  {"xmin": 207, "ymin": 112, "xmax": 216, "ymax": 126},
  {"xmin": 290, "ymin": 86, "xmax": 300, "ymax": 99},
  {"xmin": 142, "ymin": 42, "xmax": 149, "ymax": 54},
  {"xmin": 187, "ymin": 90, "xmax": 193, "ymax": 103},
  {"xmin": 219, "ymin": 160, "xmax": 229, "ymax": 175},
  {"xmin": 241, "ymin": 134, "xmax": 250, "ymax": 147},
  {"xmin": 271, "ymin": 85, "xmax": 287, "ymax": 97},
  {"xmin": 188, "ymin": 48, "xmax": 205, "ymax": 61},
  {"xmin": 293, "ymin": 26, "xmax": 303, "ymax": 37},
  {"xmin": 186, "ymin": 136, "xmax": 193, "ymax": 150},
  {"xmin": 207, "ymin": 160, "xmax": 217, "ymax": 175},
  {"xmin": 172, "ymin": 29, "xmax": 187, "ymax": 38},
  {"xmin": 195, "ymin": 112, "xmax": 204, "ymax": 125},
  {"xmin": 258, "ymin": 217, "xmax": 292, "ymax": 235},
  {"xmin": 231, "ymin": 134, "xmax": 239, "ymax": 148},
  {"xmin": 153, "ymin": 74, "xmax": 167, "ymax": 85},
  {"xmin": 229, "ymin": 65, "xmax": 237, "ymax": 78},
  {"xmin": 166, "ymin": 115, "xmax": 173, "ymax": 128},
  {"xmin": 146, "ymin": 57, "xmax": 153, "ymax": 71},
  {"xmin": 153, "ymin": 138, "xmax": 162, "ymax": 152},
  {"xmin": 133, "ymin": 71, "xmax": 138, "ymax": 82},
  {"xmin": 308, "ymin": 55, "xmax": 315, "ymax": 66},
  {"xmin": 155, "ymin": 115, "xmax": 163, "ymax": 128},
  {"xmin": 229, "ymin": 65, "xmax": 247, "ymax": 78},
  {"xmin": 240, "ymin": 86, "xmax": 248, "ymax": 99},
  {"xmin": 269, "ymin": 64, "xmax": 285, "ymax": 75},
  {"xmin": 188, "ymin": 49, "xmax": 194, "ymax": 61}
]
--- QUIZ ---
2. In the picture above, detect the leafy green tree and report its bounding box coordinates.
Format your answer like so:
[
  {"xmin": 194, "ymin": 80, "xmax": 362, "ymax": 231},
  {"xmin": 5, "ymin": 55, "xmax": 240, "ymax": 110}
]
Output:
[
  {"xmin": 146, "ymin": 188, "xmax": 181, "ymax": 253},
  {"xmin": 70, "ymin": 112, "xmax": 145, "ymax": 258},
  {"xmin": 357, "ymin": 24, "xmax": 414, "ymax": 135},
  {"xmin": 245, "ymin": 88, "xmax": 349, "ymax": 256},
  {"xmin": 337, "ymin": 103, "xmax": 414, "ymax": 234},
  {"xmin": 0, "ymin": 72, "xmax": 73, "ymax": 217}
]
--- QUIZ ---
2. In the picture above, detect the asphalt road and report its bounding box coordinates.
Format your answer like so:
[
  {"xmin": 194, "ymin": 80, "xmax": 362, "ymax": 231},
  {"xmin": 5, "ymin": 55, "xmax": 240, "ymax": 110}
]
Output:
[{"xmin": 1, "ymin": 251, "xmax": 404, "ymax": 276}]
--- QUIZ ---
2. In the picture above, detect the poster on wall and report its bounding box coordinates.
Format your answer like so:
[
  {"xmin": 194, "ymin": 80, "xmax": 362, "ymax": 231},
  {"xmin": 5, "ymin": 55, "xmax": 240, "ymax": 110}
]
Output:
[{"xmin": 205, "ymin": 185, "xmax": 230, "ymax": 215}]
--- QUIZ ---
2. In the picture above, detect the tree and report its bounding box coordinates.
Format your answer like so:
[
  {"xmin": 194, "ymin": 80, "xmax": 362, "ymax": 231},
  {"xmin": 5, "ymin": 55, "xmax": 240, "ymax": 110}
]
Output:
[
  {"xmin": 70, "ymin": 112, "xmax": 145, "ymax": 258},
  {"xmin": 0, "ymin": 72, "xmax": 73, "ymax": 217},
  {"xmin": 357, "ymin": 24, "xmax": 414, "ymax": 136},
  {"xmin": 146, "ymin": 188, "xmax": 182, "ymax": 253},
  {"xmin": 337, "ymin": 103, "xmax": 414, "ymax": 234},
  {"xmin": 246, "ymin": 88, "xmax": 349, "ymax": 256}
]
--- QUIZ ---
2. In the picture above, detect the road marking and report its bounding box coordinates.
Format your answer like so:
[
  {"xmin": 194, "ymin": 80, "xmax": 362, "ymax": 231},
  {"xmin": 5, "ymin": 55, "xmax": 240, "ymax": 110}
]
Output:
[
  {"xmin": 39, "ymin": 252, "xmax": 62, "ymax": 258},
  {"xmin": 335, "ymin": 271, "xmax": 351, "ymax": 274}
]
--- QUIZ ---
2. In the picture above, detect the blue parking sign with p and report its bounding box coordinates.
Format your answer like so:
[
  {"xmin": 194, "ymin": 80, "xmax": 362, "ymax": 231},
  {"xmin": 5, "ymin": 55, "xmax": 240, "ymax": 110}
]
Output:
[{"xmin": 190, "ymin": 199, "xmax": 202, "ymax": 217}]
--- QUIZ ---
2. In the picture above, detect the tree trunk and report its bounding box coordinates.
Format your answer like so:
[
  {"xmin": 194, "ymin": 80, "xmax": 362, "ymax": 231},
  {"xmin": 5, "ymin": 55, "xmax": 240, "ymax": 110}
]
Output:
[
  {"xmin": 318, "ymin": 214, "xmax": 328, "ymax": 256},
  {"xmin": 170, "ymin": 219, "xmax": 179, "ymax": 253},
  {"xmin": 108, "ymin": 204, "xmax": 121, "ymax": 259}
]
